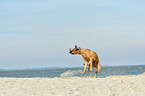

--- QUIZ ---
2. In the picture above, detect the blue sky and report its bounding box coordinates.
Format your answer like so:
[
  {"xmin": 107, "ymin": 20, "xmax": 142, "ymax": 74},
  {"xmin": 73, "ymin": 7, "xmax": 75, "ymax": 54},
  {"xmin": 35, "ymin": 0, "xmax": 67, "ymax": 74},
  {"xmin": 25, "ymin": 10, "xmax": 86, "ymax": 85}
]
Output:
[{"xmin": 0, "ymin": 0, "xmax": 145, "ymax": 69}]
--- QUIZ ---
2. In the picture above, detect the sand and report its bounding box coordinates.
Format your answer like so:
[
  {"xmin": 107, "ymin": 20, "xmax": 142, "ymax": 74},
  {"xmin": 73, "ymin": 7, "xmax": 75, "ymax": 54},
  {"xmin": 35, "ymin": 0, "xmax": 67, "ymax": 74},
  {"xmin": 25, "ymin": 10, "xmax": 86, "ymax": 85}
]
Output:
[{"xmin": 0, "ymin": 72, "xmax": 145, "ymax": 96}]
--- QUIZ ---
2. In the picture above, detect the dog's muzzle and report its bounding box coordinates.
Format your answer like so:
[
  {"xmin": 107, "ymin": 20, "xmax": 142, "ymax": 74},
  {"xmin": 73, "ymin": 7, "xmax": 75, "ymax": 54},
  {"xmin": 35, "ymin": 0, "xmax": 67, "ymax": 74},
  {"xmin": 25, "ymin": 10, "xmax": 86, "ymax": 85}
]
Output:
[{"xmin": 69, "ymin": 50, "xmax": 74, "ymax": 55}]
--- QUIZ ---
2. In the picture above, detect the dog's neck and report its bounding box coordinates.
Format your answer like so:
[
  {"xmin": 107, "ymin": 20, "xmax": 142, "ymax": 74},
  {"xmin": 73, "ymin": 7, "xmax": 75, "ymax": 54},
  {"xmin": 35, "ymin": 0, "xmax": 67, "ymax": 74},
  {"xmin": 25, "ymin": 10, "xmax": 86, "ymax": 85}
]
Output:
[{"xmin": 79, "ymin": 49, "xmax": 86, "ymax": 55}]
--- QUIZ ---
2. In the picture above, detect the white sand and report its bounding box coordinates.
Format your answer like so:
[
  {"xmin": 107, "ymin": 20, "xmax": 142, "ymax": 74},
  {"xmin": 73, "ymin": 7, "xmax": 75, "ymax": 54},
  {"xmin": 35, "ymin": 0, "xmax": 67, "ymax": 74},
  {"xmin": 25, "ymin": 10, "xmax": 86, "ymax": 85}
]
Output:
[{"xmin": 0, "ymin": 72, "xmax": 145, "ymax": 96}]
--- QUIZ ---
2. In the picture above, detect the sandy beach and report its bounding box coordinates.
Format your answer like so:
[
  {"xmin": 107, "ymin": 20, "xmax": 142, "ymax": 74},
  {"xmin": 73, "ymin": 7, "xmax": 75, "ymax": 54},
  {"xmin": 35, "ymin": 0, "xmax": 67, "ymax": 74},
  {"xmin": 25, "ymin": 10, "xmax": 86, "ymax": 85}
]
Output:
[{"xmin": 0, "ymin": 72, "xmax": 145, "ymax": 96}]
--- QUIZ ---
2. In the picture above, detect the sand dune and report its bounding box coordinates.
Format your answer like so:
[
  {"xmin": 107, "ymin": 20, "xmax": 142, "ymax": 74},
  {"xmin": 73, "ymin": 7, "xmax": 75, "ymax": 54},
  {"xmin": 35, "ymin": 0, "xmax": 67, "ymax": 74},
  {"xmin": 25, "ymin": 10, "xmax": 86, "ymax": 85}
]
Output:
[{"xmin": 0, "ymin": 72, "xmax": 145, "ymax": 96}]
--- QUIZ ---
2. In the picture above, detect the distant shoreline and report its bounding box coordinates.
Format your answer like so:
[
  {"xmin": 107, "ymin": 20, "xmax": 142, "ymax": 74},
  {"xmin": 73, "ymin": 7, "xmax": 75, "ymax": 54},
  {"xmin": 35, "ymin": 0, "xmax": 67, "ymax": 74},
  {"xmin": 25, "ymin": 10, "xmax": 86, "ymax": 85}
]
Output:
[{"xmin": 1, "ymin": 64, "xmax": 145, "ymax": 71}]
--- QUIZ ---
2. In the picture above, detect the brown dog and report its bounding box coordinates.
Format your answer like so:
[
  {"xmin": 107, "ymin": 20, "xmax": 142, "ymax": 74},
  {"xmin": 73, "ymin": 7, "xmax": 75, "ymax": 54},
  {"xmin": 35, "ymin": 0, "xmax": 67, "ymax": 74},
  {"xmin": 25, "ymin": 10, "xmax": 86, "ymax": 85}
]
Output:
[{"xmin": 69, "ymin": 45, "xmax": 101, "ymax": 78}]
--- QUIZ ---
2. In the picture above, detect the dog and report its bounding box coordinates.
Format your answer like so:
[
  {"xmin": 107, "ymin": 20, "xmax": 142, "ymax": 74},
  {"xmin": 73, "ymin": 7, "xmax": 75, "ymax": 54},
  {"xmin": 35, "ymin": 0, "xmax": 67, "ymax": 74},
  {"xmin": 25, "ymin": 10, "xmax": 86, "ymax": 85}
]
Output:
[{"xmin": 69, "ymin": 45, "xmax": 101, "ymax": 78}]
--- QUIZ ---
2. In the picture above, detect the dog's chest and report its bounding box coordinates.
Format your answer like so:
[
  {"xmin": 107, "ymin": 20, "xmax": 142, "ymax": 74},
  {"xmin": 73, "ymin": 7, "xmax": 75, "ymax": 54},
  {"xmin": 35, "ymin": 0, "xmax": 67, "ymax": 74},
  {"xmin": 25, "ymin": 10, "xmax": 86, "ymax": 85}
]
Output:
[
  {"xmin": 82, "ymin": 54, "xmax": 86, "ymax": 57},
  {"xmin": 82, "ymin": 53, "xmax": 97, "ymax": 61},
  {"xmin": 82, "ymin": 54, "xmax": 90, "ymax": 60}
]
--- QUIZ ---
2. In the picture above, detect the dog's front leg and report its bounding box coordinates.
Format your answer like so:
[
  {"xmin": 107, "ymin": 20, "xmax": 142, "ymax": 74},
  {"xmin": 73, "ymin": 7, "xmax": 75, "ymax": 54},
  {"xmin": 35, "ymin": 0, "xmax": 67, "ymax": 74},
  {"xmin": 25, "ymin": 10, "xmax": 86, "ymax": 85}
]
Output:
[
  {"xmin": 82, "ymin": 61, "xmax": 88, "ymax": 74},
  {"xmin": 89, "ymin": 58, "xmax": 93, "ymax": 72}
]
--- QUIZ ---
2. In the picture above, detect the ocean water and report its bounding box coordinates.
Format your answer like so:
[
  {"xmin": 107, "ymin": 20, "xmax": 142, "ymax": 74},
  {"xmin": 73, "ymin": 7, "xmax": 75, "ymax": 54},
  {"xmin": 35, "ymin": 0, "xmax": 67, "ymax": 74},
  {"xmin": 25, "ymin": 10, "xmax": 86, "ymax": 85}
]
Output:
[{"xmin": 0, "ymin": 65, "xmax": 145, "ymax": 78}]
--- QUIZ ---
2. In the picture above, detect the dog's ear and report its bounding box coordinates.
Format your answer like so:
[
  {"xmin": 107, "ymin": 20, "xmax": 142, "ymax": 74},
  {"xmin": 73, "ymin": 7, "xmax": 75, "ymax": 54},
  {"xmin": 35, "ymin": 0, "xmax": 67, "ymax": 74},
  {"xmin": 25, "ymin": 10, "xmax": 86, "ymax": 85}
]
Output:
[{"xmin": 75, "ymin": 45, "xmax": 78, "ymax": 49}]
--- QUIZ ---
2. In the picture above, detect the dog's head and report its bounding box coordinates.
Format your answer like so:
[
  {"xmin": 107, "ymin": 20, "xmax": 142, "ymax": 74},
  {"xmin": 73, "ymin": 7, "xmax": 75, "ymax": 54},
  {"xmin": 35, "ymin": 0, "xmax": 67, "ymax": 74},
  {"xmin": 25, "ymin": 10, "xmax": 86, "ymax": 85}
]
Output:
[{"xmin": 69, "ymin": 45, "xmax": 80, "ymax": 55}]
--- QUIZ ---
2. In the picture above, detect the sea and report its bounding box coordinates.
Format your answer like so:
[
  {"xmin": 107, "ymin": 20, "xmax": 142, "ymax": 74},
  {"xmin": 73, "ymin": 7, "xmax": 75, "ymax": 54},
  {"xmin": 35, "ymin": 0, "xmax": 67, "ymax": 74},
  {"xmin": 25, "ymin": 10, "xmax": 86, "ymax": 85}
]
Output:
[{"xmin": 0, "ymin": 65, "xmax": 145, "ymax": 78}]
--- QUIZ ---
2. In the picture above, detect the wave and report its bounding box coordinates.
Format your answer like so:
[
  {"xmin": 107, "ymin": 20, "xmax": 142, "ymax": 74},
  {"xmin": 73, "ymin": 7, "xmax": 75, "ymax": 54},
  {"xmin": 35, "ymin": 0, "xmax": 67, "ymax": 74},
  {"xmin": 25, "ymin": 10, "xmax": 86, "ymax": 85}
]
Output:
[{"xmin": 60, "ymin": 70, "xmax": 82, "ymax": 77}]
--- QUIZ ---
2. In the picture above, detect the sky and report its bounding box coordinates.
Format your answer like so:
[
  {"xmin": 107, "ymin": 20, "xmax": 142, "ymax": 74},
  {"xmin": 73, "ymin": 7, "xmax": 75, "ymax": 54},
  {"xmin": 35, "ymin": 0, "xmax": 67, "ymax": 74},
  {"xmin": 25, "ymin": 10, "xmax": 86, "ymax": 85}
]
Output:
[{"xmin": 0, "ymin": 0, "xmax": 145, "ymax": 69}]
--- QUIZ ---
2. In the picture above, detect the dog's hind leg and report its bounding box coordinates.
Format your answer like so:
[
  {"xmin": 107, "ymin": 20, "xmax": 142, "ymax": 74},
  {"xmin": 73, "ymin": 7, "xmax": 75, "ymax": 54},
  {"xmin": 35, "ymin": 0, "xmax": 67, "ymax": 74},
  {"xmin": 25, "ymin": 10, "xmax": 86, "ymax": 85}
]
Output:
[
  {"xmin": 95, "ymin": 62, "xmax": 101, "ymax": 78},
  {"xmin": 90, "ymin": 71, "xmax": 92, "ymax": 77}
]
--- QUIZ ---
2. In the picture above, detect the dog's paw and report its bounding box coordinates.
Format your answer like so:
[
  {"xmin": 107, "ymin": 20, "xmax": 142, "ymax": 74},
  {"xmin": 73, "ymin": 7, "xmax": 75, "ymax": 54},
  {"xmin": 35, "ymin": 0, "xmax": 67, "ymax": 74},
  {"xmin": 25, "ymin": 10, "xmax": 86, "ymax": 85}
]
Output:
[{"xmin": 82, "ymin": 72, "xmax": 85, "ymax": 75}]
